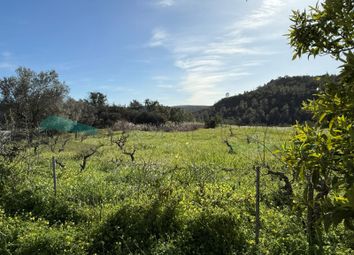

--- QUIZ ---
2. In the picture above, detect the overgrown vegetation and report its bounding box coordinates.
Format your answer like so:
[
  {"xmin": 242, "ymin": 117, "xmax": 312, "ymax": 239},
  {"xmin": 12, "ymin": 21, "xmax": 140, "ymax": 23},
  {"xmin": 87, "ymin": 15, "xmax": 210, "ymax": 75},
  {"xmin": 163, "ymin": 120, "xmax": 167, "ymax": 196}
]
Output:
[{"xmin": 0, "ymin": 127, "xmax": 352, "ymax": 254}]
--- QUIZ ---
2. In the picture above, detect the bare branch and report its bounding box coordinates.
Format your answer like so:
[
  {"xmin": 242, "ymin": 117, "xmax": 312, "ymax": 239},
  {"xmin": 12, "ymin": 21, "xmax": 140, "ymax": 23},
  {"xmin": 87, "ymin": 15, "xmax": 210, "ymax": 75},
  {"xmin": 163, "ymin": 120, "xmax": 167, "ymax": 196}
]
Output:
[
  {"xmin": 58, "ymin": 138, "xmax": 70, "ymax": 153},
  {"xmin": 79, "ymin": 145, "xmax": 102, "ymax": 171},
  {"xmin": 55, "ymin": 159, "xmax": 66, "ymax": 169},
  {"xmin": 123, "ymin": 146, "xmax": 136, "ymax": 162},
  {"xmin": 113, "ymin": 131, "xmax": 129, "ymax": 150},
  {"xmin": 265, "ymin": 165, "xmax": 293, "ymax": 197},
  {"xmin": 224, "ymin": 139, "xmax": 235, "ymax": 154}
]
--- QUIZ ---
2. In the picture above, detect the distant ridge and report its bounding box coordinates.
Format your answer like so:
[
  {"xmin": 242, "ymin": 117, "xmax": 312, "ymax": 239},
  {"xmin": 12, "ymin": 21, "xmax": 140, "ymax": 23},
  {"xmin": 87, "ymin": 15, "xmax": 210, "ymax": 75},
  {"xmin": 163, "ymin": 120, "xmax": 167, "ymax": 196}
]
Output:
[{"xmin": 193, "ymin": 75, "xmax": 336, "ymax": 126}]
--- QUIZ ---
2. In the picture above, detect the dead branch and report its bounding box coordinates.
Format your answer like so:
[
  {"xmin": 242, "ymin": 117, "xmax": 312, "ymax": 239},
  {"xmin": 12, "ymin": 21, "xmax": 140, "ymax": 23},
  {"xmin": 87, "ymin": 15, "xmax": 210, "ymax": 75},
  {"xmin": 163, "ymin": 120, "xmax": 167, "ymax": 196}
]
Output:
[
  {"xmin": 58, "ymin": 138, "xmax": 70, "ymax": 153},
  {"xmin": 79, "ymin": 145, "xmax": 102, "ymax": 171},
  {"xmin": 123, "ymin": 146, "xmax": 136, "ymax": 162},
  {"xmin": 113, "ymin": 131, "xmax": 129, "ymax": 150},
  {"xmin": 55, "ymin": 159, "xmax": 66, "ymax": 169},
  {"xmin": 224, "ymin": 139, "xmax": 235, "ymax": 154},
  {"xmin": 49, "ymin": 136, "xmax": 59, "ymax": 152},
  {"xmin": 265, "ymin": 165, "xmax": 293, "ymax": 197}
]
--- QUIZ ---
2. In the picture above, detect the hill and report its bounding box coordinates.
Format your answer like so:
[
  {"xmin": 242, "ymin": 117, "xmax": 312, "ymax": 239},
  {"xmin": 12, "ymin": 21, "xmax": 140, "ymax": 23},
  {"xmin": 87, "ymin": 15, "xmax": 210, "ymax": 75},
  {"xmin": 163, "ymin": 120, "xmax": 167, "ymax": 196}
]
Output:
[{"xmin": 194, "ymin": 75, "xmax": 335, "ymax": 125}]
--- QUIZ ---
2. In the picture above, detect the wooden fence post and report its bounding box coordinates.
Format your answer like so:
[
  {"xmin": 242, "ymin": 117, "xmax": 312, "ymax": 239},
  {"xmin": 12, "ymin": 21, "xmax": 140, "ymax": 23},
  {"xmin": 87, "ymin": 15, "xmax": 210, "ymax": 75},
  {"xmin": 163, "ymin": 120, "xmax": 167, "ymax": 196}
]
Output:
[
  {"xmin": 255, "ymin": 165, "xmax": 261, "ymax": 249},
  {"xmin": 52, "ymin": 156, "xmax": 57, "ymax": 196}
]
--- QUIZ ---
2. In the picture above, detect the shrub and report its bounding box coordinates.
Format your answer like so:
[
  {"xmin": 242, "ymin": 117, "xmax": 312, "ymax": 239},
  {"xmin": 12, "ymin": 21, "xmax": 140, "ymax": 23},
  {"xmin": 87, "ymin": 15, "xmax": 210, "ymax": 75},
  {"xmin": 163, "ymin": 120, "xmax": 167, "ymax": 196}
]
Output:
[
  {"xmin": 90, "ymin": 199, "xmax": 181, "ymax": 254},
  {"xmin": 180, "ymin": 211, "xmax": 246, "ymax": 255},
  {"xmin": 15, "ymin": 223, "xmax": 88, "ymax": 255},
  {"xmin": 204, "ymin": 115, "xmax": 222, "ymax": 129},
  {"xmin": 0, "ymin": 210, "xmax": 88, "ymax": 255},
  {"xmin": 204, "ymin": 119, "xmax": 218, "ymax": 129},
  {"xmin": 134, "ymin": 111, "xmax": 166, "ymax": 126},
  {"xmin": 1, "ymin": 187, "xmax": 86, "ymax": 224},
  {"xmin": 0, "ymin": 208, "xmax": 16, "ymax": 255}
]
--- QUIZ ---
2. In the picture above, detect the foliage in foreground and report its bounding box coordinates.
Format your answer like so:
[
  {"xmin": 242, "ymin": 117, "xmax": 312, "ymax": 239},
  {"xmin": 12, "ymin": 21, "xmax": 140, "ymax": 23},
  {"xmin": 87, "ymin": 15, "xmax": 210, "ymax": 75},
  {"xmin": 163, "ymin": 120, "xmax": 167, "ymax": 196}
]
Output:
[{"xmin": 283, "ymin": 0, "xmax": 354, "ymax": 253}]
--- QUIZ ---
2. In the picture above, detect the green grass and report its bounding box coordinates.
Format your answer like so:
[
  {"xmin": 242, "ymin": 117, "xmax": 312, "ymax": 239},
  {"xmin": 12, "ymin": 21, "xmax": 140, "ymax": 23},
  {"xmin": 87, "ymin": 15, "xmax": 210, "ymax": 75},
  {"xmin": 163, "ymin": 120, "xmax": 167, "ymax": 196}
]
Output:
[{"xmin": 0, "ymin": 126, "xmax": 350, "ymax": 254}]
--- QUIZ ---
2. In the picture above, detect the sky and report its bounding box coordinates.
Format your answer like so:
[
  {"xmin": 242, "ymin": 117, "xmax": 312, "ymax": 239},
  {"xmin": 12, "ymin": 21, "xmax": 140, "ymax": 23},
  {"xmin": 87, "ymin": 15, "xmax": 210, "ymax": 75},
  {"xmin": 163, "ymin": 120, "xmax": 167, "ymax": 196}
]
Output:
[{"xmin": 0, "ymin": 0, "xmax": 339, "ymax": 106}]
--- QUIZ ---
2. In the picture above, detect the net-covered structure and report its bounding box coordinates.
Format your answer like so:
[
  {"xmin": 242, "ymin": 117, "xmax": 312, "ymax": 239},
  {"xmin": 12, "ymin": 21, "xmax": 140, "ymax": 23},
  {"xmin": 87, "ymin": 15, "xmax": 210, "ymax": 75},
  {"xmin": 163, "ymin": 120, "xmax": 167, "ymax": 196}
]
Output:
[
  {"xmin": 40, "ymin": 116, "xmax": 97, "ymax": 135},
  {"xmin": 70, "ymin": 122, "xmax": 97, "ymax": 135}
]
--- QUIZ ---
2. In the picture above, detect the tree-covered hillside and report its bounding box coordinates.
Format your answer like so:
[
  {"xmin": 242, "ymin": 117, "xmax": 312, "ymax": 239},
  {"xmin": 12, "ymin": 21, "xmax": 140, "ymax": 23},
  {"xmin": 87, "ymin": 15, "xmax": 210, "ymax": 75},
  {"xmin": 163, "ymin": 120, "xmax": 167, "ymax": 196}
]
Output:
[{"xmin": 195, "ymin": 75, "xmax": 336, "ymax": 125}]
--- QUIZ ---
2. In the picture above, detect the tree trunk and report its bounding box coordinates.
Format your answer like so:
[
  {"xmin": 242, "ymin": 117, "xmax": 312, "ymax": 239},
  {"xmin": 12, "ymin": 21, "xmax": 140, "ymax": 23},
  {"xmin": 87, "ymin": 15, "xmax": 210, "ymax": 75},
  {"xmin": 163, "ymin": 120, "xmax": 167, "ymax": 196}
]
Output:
[{"xmin": 307, "ymin": 174, "xmax": 315, "ymax": 255}]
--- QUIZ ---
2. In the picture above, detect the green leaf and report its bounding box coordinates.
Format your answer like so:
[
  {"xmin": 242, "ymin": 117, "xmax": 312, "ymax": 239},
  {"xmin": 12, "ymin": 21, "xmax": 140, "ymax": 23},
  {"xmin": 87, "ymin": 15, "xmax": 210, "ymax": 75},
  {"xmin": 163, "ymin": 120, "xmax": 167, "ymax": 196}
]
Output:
[{"xmin": 319, "ymin": 112, "xmax": 327, "ymax": 123}]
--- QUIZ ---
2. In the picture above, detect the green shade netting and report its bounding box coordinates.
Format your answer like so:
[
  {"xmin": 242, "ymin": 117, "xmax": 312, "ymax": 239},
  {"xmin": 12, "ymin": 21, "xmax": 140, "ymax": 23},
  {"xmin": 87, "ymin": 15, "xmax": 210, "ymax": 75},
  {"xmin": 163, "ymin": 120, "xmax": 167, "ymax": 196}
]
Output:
[
  {"xmin": 40, "ymin": 116, "xmax": 97, "ymax": 135},
  {"xmin": 71, "ymin": 122, "xmax": 97, "ymax": 135}
]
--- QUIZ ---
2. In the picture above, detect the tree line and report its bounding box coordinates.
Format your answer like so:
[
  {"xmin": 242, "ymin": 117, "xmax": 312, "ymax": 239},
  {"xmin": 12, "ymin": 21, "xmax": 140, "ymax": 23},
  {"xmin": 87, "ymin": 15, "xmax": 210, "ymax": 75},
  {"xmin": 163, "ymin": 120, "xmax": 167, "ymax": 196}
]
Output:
[
  {"xmin": 0, "ymin": 67, "xmax": 193, "ymax": 133},
  {"xmin": 0, "ymin": 68, "xmax": 338, "ymax": 131}
]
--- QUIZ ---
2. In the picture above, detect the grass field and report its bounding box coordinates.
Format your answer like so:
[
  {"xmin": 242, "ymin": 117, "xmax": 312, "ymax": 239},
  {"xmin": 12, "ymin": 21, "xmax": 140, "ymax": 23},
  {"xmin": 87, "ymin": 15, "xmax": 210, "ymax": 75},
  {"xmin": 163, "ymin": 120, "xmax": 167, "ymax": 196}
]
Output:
[{"xmin": 0, "ymin": 126, "xmax": 350, "ymax": 254}]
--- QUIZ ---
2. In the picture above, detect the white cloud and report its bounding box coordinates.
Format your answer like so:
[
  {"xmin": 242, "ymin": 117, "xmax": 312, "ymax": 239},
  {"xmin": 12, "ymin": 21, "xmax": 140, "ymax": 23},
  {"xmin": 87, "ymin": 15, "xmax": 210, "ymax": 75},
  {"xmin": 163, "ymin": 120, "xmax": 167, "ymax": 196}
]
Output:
[
  {"xmin": 147, "ymin": 0, "xmax": 292, "ymax": 104},
  {"xmin": 175, "ymin": 58, "xmax": 223, "ymax": 72},
  {"xmin": 239, "ymin": 61, "xmax": 266, "ymax": 67},
  {"xmin": 148, "ymin": 28, "xmax": 169, "ymax": 47},
  {"xmin": 235, "ymin": 0, "xmax": 286, "ymax": 29},
  {"xmin": 156, "ymin": 0, "xmax": 175, "ymax": 7}
]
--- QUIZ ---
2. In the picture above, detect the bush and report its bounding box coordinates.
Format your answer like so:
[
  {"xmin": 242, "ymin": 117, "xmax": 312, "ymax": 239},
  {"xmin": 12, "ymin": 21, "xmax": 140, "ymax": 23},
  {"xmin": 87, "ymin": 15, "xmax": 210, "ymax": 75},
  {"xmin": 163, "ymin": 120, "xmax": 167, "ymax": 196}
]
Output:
[
  {"xmin": 180, "ymin": 211, "xmax": 246, "ymax": 255},
  {"xmin": 90, "ymin": 198, "xmax": 247, "ymax": 255},
  {"xmin": 0, "ymin": 208, "xmax": 16, "ymax": 255},
  {"xmin": 134, "ymin": 111, "xmax": 166, "ymax": 126},
  {"xmin": 204, "ymin": 119, "xmax": 218, "ymax": 129},
  {"xmin": 15, "ymin": 223, "xmax": 88, "ymax": 255},
  {"xmin": 0, "ymin": 210, "xmax": 88, "ymax": 255},
  {"xmin": 1, "ymin": 188, "xmax": 86, "ymax": 224},
  {"xmin": 204, "ymin": 115, "xmax": 222, "ymax": 128},
  {"xmin": 90, "ymin": 200, "xmax": 181, "ymax": 254}
]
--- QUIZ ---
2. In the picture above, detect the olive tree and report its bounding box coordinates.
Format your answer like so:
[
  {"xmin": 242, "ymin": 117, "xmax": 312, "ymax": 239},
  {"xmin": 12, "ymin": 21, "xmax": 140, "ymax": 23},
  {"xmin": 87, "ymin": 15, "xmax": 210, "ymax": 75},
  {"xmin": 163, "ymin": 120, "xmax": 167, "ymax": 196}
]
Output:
[{"xmin": 0, "ymin": 67, "xmax": 69, "ymax": 133}]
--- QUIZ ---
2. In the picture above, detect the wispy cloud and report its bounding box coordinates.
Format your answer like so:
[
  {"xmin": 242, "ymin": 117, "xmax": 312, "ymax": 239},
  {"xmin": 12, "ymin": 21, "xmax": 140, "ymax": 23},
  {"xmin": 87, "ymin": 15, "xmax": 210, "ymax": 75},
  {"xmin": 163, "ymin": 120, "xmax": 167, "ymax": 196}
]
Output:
[
  {"xmin": 98, "ymin": 84, "xmax": 134, "ymax": 93},
  {"xmin": 0, "ymin": 51, "xmax": 16, "ymax": 70},
  {"xmin": 148, "ymin": 28, "xmax": 169, "ymax": 47},
  {"xmin": 152, "ymin": 75, "xmax": 171, "ymax": 82},
  {"xmin": 0, "ymin": 62, "xmax": 15, "ymax": 69},
  {"xmin": 235, "ymin": 0, "xmax": 285, "ymax": 29},
  {"xmin": 157, "ymin": 84, "xmax": 175, "ymax": 89},
  {"xmin": 156, "ymin": 0, "xmax": 176, "ymax": 7},
  {"xmin": 147, "ymin": 0, "xmax": 287, "ymax": 104},
  {"xmin": 1, "ymin": 51, "xmax": 12, "ymax": 58}
]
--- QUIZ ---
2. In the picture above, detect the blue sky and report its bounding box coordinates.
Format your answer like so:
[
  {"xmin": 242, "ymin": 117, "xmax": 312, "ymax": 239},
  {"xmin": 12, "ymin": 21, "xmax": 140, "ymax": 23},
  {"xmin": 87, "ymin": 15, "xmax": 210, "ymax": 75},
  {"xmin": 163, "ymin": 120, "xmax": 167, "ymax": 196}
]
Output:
[{"xmin": 0, "ymin": 0, "xmax": 339, "ymax": 106}]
